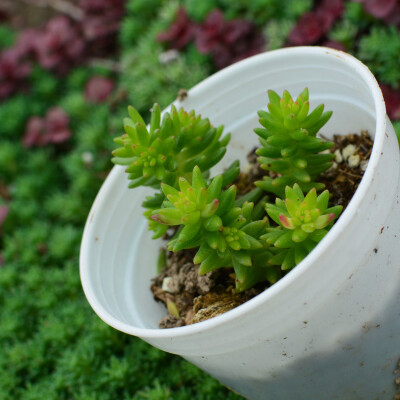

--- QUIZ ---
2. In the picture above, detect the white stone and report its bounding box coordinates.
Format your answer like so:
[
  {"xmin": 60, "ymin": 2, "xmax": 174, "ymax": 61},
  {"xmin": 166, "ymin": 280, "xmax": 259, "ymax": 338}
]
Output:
[
  {"xmin": 82, "ymin": 151, "xmax": 94, "ymax": 165},
  {"xmin": 162, "ymin": 277, "xmax": 173, "ymax": 293},
  {"xmin": 360, "ymin": 160, "xmax": 369, "ymax": 171},
  {"xmin": 342, "ymin": 144, "xmax": 357, "ymax": 160},
  {"xmin": 334, "ymin": 149, "xmax": 343, "ymax": 163},
  {"xmin": 159, "ymin": 49, "xmax": 180, "ymax": 64},
  {"xmin": 348, "ymin": 154, "xmax": 360, "ymax": 168},
  {"xmin": 243, "ymin": 163, "xmax": 252, "ymax": 173}
]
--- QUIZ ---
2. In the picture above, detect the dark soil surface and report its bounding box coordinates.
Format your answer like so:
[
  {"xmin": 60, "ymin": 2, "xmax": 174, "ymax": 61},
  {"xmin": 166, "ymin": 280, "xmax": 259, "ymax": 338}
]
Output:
[
  {"xmin": 320, "ymin": 130, "xmax": 373, "ymax": 211},
  {"xmin": 152, "ymin": 251, "xmax": 264, "ymax": 328},
  {"xmin": 152, "ymin": 131, "xmax": 374, "ymax": 328}
]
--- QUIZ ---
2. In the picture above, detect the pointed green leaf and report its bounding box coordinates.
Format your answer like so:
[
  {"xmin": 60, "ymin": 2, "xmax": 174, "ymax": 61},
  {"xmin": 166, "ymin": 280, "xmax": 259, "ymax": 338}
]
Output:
[
  {"xmin": 292, "ymin": 228, "xmax": 308, "ymax": 243},
  {"xmin": 194, "ymin": 244, "xmax": 212, "ymax": 264},
  {"xmin": 178, "ymin": 223, "xmax": 202, "ymax": 242},
  {"xmin": 135, "ymin": 123, "xmax": 150, "ymax": 146},
  {"xmin": 304, "ymin": 188, "xmax": 317, "ymax": 209},
  {"xmin": 218, "ymin": 185, "xmax": 237, "ymax": 215},
  {"xmin": 206, "ymin": 175, "xmax": 223, "ymax": 202},
  {"xmin": 282, "ymin": 247, "xmax": 295, "ymax": 270},
  {"xmin": 274, "ymin": 231, "xmax": 293, "ymax": 248},
  {"xmin": 192, "ymin": 166, "xmax": 205, "ymax": 191},
  {"xmin": 294, "ymin": 246, "xmax": 307, "ymax": 265},
  {"xmin": 199, "ymin": 253, "xmax": 223, "ymax": 275},
  {"xmin": 128, "ymin": 105, "xmax": 146, "ymax": 126},
  {"xmin": 204, "ymin": 215, "xmax": 223, "ymax": 231},
  {"xmin": 267, "ymin": 89, "xmax": 281, "ymax": 106},
  {"xmin": 316, "ymin": 189, "xmax": 329, "ymax": 211},
  {"xmin": 315, "ymin": 213, "xmax": 335, "ymax": 229}
]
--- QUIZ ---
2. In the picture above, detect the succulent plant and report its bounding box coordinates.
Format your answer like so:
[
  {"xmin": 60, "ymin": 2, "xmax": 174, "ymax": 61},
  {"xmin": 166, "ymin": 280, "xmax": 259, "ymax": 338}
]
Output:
[
  {"xmin": 262, "ymin": 183, "xmax": 342, "ymax": 270},
  {"xmin": 112, "ymin": 104, "xmax": 231, "ymax": 189},
  {"xmin": 151, "ymin": 166, "xmax": 276, "ymax": 291},
  {"xmin": 254, "ymin": 88, "xmax": 335, "ymax": 197},
  {"xmin": 112, "ymin": 88, "xmax": 343, "ymax": 292}
]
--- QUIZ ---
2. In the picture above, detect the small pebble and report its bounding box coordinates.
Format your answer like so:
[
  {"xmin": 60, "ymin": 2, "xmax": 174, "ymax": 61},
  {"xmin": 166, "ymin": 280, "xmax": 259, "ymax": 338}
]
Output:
[
  {"xmin": 81, "ymin": 151, "xmax": 94, "ymax": 166},
  {"xmin": 334, "ymin": 149, "xmax": 343, "ymax": 163},
  {"xmin": 243, "ymin": 163, "xmax": 252, "ymax": 173},
  {"xmin": 348, "ymin": 154, "xmax": 360, "ymax": 168},
  {"xmin": 162, "ymin": 277, "xmax": 173, "ymax": 293},
  {"xmin": 342, "ymin": 144, "xmax": 357, "ymax": 160},
  {"xmin": 360, "ymin": 160, "xmax": 369, "ymax": 171},
  {"xmin": 159, "ymin": 49, "xmax": 180, "ymax": 64}
]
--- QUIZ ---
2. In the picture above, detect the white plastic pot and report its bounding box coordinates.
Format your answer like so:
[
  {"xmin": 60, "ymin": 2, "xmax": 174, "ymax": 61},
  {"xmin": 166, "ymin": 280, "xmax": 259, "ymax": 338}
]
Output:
[{"xmin": 80, "ymin": 47, "xmax": 400, "ymax": 399}]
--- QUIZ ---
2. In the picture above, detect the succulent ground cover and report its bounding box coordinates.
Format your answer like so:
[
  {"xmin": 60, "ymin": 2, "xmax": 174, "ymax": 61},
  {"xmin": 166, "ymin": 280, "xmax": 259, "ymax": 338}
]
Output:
[{"xmin": 0, "ymin": 0, "xmax": 400, "ymax": 399}]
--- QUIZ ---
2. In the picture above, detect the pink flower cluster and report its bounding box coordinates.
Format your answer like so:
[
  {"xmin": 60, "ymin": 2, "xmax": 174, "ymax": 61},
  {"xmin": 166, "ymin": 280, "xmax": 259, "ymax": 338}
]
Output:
[
  {"xmin": 80, "ymin": 0, "xmax": 125, "ymax": 57},
  {"xmin": 36, "ymin": 17, "xmax": 85, "ymax": 76},
  {"xmin": 84, "ymin": 76, "xmax": 115, "ymax": 103},
  {"xmin": 0, "ymin": 48, "xmax": 31, "ymax": 99},
  {"xmin": 0, "ymin": 0, "xmax": 125, "ymax": 99},
  {"xmin": 288, "ymin": 0, "xmax": 344, "ymax": 47},
  {"xmin": 158, "ymin": 8, "xmax": 265, "ymax": 69},
  {"xmin": 23, "ymin": 107, "xmax": 71, "ymax": 148},
  {"xmin": 355, "ymin": 0, "xmax": 400, "ymax": 27}
]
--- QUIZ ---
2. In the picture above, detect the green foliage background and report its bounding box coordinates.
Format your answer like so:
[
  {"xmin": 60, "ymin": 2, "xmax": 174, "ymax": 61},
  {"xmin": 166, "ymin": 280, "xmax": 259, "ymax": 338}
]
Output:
[{"xmin": 0, "ymin": 0, "xmax": 400, "ymax": 398}]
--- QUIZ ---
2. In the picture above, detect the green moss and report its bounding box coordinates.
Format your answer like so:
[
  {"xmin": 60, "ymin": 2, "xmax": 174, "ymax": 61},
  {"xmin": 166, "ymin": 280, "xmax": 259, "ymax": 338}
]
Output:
[
  {"xmin": 358, "ymin": 26, "xmax": 400, "ymax": 88},
  {"xmin": 0, "ymin": 25, "xmax": 16, "ymax": 49}
]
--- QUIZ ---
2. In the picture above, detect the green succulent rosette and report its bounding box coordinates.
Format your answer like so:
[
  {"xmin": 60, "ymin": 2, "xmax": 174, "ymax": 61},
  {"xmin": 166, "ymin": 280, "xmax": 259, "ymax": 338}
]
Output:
[
  {"xmin": 112, "ymin": 104, "xmax": 231, "ymax": 189},
  {"xmin": 254, "ymin": 88, "xmax": 335, "ymax": 197},
  {"xmin": 151, "ymin": 166, "xmax": 279, "ymax": 291},
  {"xmin": 262, "ymin": 184, "xmax": 342, "ymax": 270}
]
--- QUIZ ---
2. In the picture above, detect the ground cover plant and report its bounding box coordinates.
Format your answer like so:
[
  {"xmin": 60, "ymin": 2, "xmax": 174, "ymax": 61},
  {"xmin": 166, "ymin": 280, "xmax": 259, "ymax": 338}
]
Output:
[{"xmin": 1, "ymin": 0, "xmax": 400, "ymax": 398}]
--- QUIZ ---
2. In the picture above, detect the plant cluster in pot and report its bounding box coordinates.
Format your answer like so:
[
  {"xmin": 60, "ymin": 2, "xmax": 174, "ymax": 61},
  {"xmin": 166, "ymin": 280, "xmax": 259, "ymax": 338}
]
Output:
[{"xmin": 80, "ymin": 47, "xmax": 400, "ymax": 400}]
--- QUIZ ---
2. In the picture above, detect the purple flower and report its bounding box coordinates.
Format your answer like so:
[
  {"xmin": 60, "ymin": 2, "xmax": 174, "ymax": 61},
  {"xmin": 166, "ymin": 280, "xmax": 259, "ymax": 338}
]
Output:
[
  {"xmin": 355, "ymin": 0, "xmax": 400, "ymax": 27},
  {"xmin": 157, "ymin": 7, "xmax": 196, "ymax": 50},
  {"xmin": 23, "ymin": 117, "xmax": 46, "ymax": 148},
  {"xmin": 195, "ymin": 10, "xmax": 265, "ymax": 69},
  {"xmin": 34, "ymin": 16, "xmax": 85, "ymax": 75},
  {"xmin": 288, "ymin": 0, "xmax": 344, "ymax": 46},
  {"xmin": 288, "ymin": 12, "xmax": 323, "ymax": 45},
  {"xmin": 23, "ymin": 107, "xmax": 71, "ymax": 148},
  {"xmin": 85, "ymin": 76, "xmax": 114, "ymax": 103},
  {"xmin": 14, "ymin": 28, "xmax": 42, "ymax": 59},
  {"xmin": 80, "ymin": 0, "xmax": 125, "ymax": 57},
  {"xmin": 355, "ymin": 0, "xmax": 397, "ymax": 18},
  {"xmin": 44, "ymin": 108, "xmax": 71, "ymax": 144},
  {"xmin": 0, "ymin": 49, "xmax": 31, "ymax": 99}
]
